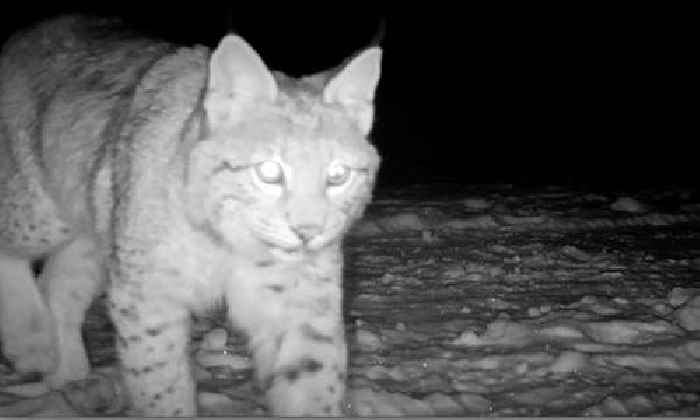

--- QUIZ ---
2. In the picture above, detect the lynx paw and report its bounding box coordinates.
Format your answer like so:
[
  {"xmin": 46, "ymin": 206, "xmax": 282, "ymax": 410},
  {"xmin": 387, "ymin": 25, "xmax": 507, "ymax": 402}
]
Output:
[
  {"xmin": 2, "ymin": 317, "xmax": 58, "ymax": 375},
  {"xmin": 44, "ymin": 335, "xmax": 89, "ymax": 389}
]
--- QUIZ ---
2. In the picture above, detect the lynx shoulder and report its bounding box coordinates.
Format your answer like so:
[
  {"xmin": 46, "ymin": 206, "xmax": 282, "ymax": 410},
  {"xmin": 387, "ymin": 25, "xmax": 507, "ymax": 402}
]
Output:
[{"xmin": 0, "ymin": 14, "xmax": 381, "ymax": 416}]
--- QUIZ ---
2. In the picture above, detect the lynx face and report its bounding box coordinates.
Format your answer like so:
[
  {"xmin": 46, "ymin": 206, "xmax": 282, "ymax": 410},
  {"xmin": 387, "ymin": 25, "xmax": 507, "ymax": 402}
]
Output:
[
  {"xmin": 185, "ymin": 37, "xmax": 382, "ymax": 259},
  {"xmin": 191, "ymin": 104, "xmax": 379, "ymax": 256}
]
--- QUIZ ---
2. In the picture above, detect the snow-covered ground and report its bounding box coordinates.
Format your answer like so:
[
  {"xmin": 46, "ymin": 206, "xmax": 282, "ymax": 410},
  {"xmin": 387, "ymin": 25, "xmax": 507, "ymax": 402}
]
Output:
[{"xmin": 2, "ymin": 184, "xmax": 700, "ymax": 416}]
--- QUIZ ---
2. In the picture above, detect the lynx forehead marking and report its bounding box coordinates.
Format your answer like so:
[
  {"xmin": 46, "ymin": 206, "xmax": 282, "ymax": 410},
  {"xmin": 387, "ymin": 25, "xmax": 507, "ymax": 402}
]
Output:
[
  {"xmin": 255, "ymin": 259, "xmax": 275, "ymax": 267},
  {"xmin": 266, "ymin": 284, "xmax": 285, "ymax": 293},
  {"xmin": 145, "ymin": 327, "xmax": 162, "ymax": 336}
]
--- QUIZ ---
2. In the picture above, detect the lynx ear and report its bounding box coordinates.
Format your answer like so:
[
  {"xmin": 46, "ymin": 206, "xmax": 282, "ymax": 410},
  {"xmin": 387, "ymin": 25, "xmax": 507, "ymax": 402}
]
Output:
[
  {"xmin": 205, "ymin": 35, "xmax": 278, "ymax": 123},
  {"xmin": 323, "ymin": 47, "xmax": 382, "ymax": 134}
]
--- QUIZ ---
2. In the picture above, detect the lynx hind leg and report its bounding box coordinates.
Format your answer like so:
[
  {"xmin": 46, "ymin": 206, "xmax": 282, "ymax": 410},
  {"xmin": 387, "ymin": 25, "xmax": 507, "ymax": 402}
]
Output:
[
  {"xmin": 0, "ymin": 253, "xmax": 57, "ymax": 374},
  {"xmin": 40, "ymin": 236, "xmax": 103, "ymax": 388},
  {"xmin": 254, "ymin": 324, "xmax": 347, "ymax": 416}
]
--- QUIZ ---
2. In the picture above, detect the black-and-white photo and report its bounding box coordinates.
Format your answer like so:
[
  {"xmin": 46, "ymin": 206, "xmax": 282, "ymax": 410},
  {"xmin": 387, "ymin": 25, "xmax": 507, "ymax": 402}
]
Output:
[{"xmin": 0, "ymin": 4, "xmax": 697, "ymax": 417}]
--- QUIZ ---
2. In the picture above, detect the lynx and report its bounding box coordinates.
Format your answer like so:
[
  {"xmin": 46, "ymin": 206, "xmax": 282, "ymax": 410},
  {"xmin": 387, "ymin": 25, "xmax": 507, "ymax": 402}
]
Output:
[{"xmin": 0, "ymin": 15, "xmax": 381, "ymax": 416}]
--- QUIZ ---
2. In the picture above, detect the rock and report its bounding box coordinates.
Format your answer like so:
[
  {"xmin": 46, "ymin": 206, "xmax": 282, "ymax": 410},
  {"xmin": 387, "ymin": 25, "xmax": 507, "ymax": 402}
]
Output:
[
  {"xmin": 456, "ymin": 393, "xmax": 492, "ymax": 414},
  {"xmin": 601, "ymin": 354, "xmax": 680, "ymax": 370},
  {"xmin": 202, "ymin": 328, "xmax": 228, "ymax": 351},
  {"xmin": 668, "ymin": 287, "xmax": 700, "ymax": 307},
  {"xmin": 386, "ymin": 366, "xmax": 409, "ymax": 382},
  {"xmin": 453, "ymin": 320, "xmax": 533, "ymax": 347},
  {"xmin": 351, "ymin": 388, "xmax": 432, "ymax": 416},
  {"xmin": 350, "ymin": 220, "xmax": 383, "ymax": 236},
  {"xmin": 527, "ymin": 304, "xmax": 554, "ymax": 318},
  {"xmin": 572, "ymin": 343, "xmax": 621, "ymax": 353},
  {"xmin": 195, "ymin": 350, "xmax": 252, "ymax": 369},
  {"xmin": 442, "ymin": 265, "xmax": 466, "ymax": 279},
  {"xmin": 684, "ymin": 340, "xmax": 700, "ymax": 359},
  {"xmin": 461, "ymin": 198, "xmax": 492, "ymax": 210},
  {"xmin": 599, "ymin": 396, "xmax": 629, "ymax": 416},
  {"xmin": 490, "ymin": 244, "xmax": 515, "ymax": 254},
  {"xmin": 548, "ymin": 351, "xmax": 588, "ymax": 373},
  {"xmin": 356, "ymin": 329, "xmax": 384, "ymax": 351},
  {"xmin": 589, "ymin": 301, "xmax": 622, "ymax": 316},
  {"xmin": 378, "ymin": 213, "xmax": 426, "ymax": 231},
  {"xmin": 500, "ymin": 215, "xmax": 546, "ymax": 225},
  {"xmin": 198, "ymin": 392, "xmax": 236, "ymax": 416},
  {"xmin": 407, "ymin": 374, "xmax": 450, "ymax": 394},
  {"xmin": 390, "ymin": 394, "xmax": 434, "ymax": 416},
  {"xmin": 675, "ymin": 392, "xmax": 699, "ymax": 403},
  {"xmin": 624, "ymin": 395, "xmax": 655, "ymax": 415},
  {"xmin": 451, "ymin": 379, "xmax": 490, "ymax": 394},
  {"xmin": 511, "ymin": 386, "xmax": 567, "ymax": 406},
  {"xmin": 363, "ymin": 365, "xmax": 390, "ymax": 380},
  {"xmin": 674, "ymin": 296, "xmax": 700, "ymax": 331},
  {"xmin": 421, "ymin": 229, "xmax": 440, "ymax": 243},
  {"xmin": 611, "ymin": 196, "xmax": 647, "ymax": 213},
  {"xmin": 194, "ymin": 364, "xmax": 212, "ymax": 381},
  {"xmin": 583, "ymin": 193, "xmax": 607, "ymax": 202},
  {"xmin": 487, "ymin": 297, "xmax": 515, "ymax": 310},
  {"xmin": 424, "ymin": 393, "xmax": 463, "ymax": 415},
  {"xmin": 652, "ymin": 303, "xmax": 673, "ymax": 316},
  {"xmin": 527, "ymin": 306, "xmax": 542, "ymax": 317},
  {"xmin": 582, "ymin": 406, "xmax": 604, "ymax": 416},
  {"xmin": 488, "ymin": 266, "xmax": 505, "ymax": 276},
  {"xmin": 561, "ymin": 245, "xmax": 593, "ymax": 261},
  {"xmin": 652, "ymin": 393, "xmax": 679, "ymax": 409},
  {"xmin": 443, "ymin": 215, "xmax": 498, "ymax": 230},
  {"xmin": 538, "ymin": 325, "xmax": 585, "ymax": 340},
  {"xmin": 392, "ymin": 395, "xmax": 434, "ymax": 416},
  {"xmin": 584, "ymin": 320, "xmax": 682, "ymax": 344},
  {"xmin": 379, "ymin": 273, "xmax": 402, "ymax": 285},
  {"xmin": 465, "ymin": 273, "xmax": 486, "ymax": 282}
]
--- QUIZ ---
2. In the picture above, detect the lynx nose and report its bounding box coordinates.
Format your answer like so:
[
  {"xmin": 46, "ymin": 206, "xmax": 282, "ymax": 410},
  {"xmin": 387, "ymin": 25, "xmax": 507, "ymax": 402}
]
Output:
[{"xmin": 291, "ymin": 224, "xmax": 322, "ymax": 243}]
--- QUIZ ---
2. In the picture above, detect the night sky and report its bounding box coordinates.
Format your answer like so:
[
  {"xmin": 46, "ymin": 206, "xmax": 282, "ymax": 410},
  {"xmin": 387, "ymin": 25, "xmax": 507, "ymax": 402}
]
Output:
[{"xmin": 1, "ymin": 5, "xmax": 694, "ymax": 189}]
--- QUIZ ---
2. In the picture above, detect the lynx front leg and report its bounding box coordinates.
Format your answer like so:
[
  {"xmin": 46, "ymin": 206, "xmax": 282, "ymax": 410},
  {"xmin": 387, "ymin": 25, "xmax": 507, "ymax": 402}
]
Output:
[
  {"xmin": 256, "ymin": 323, "xmax": 347, "ymax": 416},
  {"xmin": 109, "ymin": 285, "xmax": 195, "ymax": 416},
  {"xmin": 230, "ymin": 260, "xmax": 348, "ymax": 416}
]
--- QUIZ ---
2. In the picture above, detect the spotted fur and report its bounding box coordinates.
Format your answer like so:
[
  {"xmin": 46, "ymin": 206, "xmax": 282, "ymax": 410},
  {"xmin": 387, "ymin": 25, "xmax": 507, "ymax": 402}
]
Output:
[{"xmin": 0, "ymin": 15, "xmax": 381, "ymax": 416}]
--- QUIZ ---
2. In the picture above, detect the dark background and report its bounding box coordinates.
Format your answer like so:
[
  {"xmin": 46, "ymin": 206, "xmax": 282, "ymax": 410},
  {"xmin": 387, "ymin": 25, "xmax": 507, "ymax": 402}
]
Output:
[{"xmin": 1, "ymin": 4, "xmax": 695, "ymax": 189}]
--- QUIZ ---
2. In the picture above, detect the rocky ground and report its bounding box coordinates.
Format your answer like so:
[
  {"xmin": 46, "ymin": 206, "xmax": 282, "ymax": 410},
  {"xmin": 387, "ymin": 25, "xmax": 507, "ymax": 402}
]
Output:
[{"xmin": 2, "ymin": 183, "xmax": 700, "ymax": 416}]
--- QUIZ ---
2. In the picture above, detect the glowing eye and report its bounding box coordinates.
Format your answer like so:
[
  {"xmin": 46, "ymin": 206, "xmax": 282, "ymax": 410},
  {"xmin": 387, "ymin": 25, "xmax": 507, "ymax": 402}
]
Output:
[
  {"xmin": 255, "ymin": 160, "xmax": 284, "ymax": 184},
  {"xmin": 327, "ymin": 162, "xmax": 351, "ymax": 186}
]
